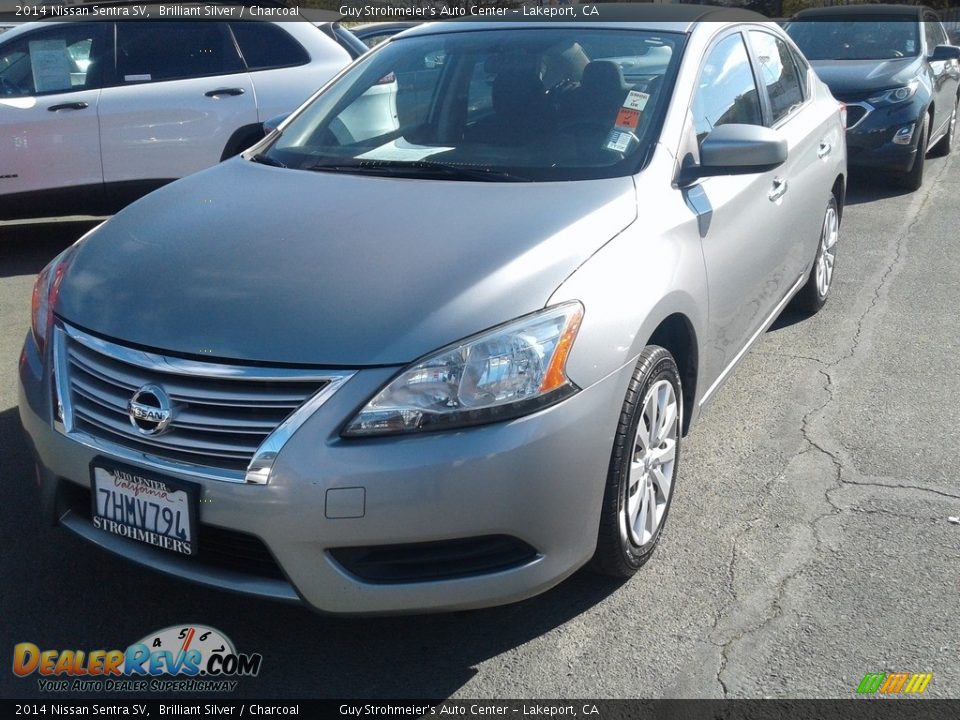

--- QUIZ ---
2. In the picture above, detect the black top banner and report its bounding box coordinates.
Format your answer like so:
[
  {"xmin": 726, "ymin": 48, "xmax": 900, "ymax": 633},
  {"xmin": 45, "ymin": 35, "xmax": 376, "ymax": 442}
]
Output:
[
  {"xmin": 4, "ymin": 700, "xmax": 960, "ymax": 720},
  {"xmin": 1, "ymin": 1, "xmax": 960, "ymax": 25}
]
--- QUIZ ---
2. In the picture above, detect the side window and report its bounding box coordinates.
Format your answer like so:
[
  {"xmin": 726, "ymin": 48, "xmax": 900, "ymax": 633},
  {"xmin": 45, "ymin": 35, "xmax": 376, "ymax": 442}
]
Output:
[
  {"xmin": 789, "ymin": 44, "xmax": 809, "ymax": 97},
  {"xmin": 465, "ymin": 57, "xmax": 496, "ymax": 126},
  {"xmin": 749, "ymin": 31, "xmax": 805, "ymax": 125},
  {"xmin": 691, "ymin": 33, "xmax": 762, "ymax": 144},
  {"xmin": 0, "ymin": 23, "xmax": 109, "ymax": 97},
  {"xmin": 924, "ymin": 17, "xmax": 946, "ymax": 52},
  {"xmin": 116, "ymin": 22, "xmax": 242, "ymax": 84},
  {"xmin": 229, "ymin": 22, "xmax": 309, "ymax": 71}
]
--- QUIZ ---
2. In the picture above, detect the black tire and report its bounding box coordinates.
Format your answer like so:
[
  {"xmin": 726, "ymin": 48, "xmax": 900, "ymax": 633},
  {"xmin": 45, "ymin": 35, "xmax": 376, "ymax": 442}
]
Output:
[
  {"xmin": 794, "ymin": 194, "xmax": 839, "ymax": 315},
  {"xmin": 930, "ymin": 97, "xmax": 958, "ymax": 158},
  {"xmin": 592, "ymin": 346, "xmax": 682, "ymax": 578},
  {"xmin": 899, "ymin": 114, "xmax": 929, "ymax": 191}
]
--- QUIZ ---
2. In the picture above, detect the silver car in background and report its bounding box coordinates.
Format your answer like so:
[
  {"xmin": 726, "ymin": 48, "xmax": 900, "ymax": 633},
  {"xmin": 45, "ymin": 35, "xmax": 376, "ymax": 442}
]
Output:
[{"xmin": 19, "ymin": 11, "xmax": 846, "ymax": 614}]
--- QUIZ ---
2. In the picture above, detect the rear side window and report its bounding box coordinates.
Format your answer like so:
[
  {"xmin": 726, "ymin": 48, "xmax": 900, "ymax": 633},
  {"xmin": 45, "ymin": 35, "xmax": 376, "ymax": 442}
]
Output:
[
  {"xmin": 749, "ymin": 31, "xmax": 805, "ymax": 125},
  {"xmin": 116, "ymin": 22, "xmax": 243, "ymax": 83},
  {"xmin": 691, "ymin": 33, "xmax": 763, "ymax": 144},
  {"xmin": 230, "ymin": 22, "xmax": 309, "ymax": 71},
  {"xmin": 0, "ymin": 23, "xmax": 110, "ymax": 96}
]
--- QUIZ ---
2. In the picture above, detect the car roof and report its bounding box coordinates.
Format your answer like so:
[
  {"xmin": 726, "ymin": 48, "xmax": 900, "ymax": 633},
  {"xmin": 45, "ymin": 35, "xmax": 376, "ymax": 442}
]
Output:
[
  {"xmin": 399, "ymin": 4, "xmax": 768, "ymax": 38},
  {"xmin": 793, "ymin": 4, "xmax": 927, "ymax": 20}
]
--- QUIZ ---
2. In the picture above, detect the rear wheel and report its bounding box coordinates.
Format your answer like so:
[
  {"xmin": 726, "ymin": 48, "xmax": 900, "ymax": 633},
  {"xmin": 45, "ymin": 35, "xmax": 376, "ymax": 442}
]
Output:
[
  {"xmin": 930, "ymin": 97, "xmax": 958, "ymax": 158},
  {"xmin": 794, "ymin": 194, "xmax": 839, "ymax": 315},
  {"xmin": 899, "ymin": 114, "xmax": 929, "ymax": 191},
  {"xmin": 592, "ymin": 346, "xmax": 682, "ymax": 577}
]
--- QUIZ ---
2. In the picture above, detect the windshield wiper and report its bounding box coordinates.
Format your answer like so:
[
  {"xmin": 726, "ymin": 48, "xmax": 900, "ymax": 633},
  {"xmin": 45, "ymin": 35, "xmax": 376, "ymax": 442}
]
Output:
[
  {"xmin": 305, "ymin": 160, "xmax": 531, "ymax": 182},
  {"xmin": 250, "ymin": 153, "xmax": 286, "ymax": 168}
]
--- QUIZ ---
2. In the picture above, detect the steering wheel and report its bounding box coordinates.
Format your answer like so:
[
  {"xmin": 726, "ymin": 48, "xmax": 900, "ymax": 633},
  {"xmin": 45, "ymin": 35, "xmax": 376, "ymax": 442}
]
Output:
[
  {"xmin": 557, "ymin": 120, "xmax": 613, "ymax": 139},
  {"xmin": 0, "ymin": 76, "xmax": 23, "ymax": 96}
]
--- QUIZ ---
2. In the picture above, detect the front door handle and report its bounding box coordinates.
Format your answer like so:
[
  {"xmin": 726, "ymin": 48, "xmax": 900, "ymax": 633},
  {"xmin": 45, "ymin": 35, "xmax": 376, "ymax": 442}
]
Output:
[
  {"xmin": 205, "ymin": 88, "xmax": 245, "ymax": 98},
  {"xmin": 47, "ymin": 102, "xmax": 89, "ymax": 112},
  {"xmin": 818, "ymin": 141, "xmax": 832, "ymax": 159},
  {"xmin": 768, "ymin": 177, "xmax": 788, "ymax": 202}
]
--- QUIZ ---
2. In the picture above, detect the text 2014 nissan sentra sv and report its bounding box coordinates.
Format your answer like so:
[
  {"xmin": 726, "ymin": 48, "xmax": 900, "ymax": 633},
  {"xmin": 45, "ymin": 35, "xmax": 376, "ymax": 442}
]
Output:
[{"xmin": 19, "ymin": 16, "xmax": 846, "ymax": 614}]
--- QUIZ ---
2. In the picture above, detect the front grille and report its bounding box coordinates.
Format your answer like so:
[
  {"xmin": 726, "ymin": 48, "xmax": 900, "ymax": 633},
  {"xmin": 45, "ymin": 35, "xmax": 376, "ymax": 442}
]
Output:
[
  {"xmin": 55, "ymin": 323, "xmax": 342, "ymax": 479},
  {"xmin": 845, "ymin": 104, "xmax": 869, "ymax": 128},
  {"xmin": 329, "ymin": 535, "xmax": 539, "ymax": 584}
]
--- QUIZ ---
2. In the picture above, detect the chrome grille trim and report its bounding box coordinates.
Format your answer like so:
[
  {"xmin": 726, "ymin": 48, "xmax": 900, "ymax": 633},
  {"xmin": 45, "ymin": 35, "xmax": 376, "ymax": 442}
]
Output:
[
  {"xmin": 841, "ymin": 100, "xmax": 873, "ymax": 130},
  {"xmin": 53, "ymin": 323, "xmax": 354, "ymax": 485}
]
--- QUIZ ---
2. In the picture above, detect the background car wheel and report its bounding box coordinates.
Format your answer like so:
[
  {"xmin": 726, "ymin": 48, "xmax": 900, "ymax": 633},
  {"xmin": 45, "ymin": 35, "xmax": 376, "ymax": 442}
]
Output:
[
  {"xmin": 900, "ymin": 114, "xmax": 929, "ymax": 191},
  {"xmin": 930, "ymin": 97, "xmax": 958, "ymax": 158},
  {"xmin": 592, "ymin": 346, "xmax": 682, "ymax": 578},
  {"xmin": 794, "ymin": 194, "xmax": 839, "ymax": 315}
]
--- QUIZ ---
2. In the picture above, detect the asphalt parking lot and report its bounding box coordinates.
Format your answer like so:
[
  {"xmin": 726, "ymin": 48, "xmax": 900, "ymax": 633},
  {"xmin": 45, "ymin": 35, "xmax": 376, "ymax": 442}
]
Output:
[{"xmin": 1, "ymin": 153, "xmax": 959, "ymax": 700}]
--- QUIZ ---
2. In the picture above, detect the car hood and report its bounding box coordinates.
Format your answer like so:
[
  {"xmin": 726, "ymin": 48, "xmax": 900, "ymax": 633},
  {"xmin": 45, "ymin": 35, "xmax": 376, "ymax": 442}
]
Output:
[
  {"xmin": 810, "ymin": 56, "xmax": 922, "ymax": 96},
  {"xmin": 58, "ymin": 159, "xmax": 637, "ymax": 366}
]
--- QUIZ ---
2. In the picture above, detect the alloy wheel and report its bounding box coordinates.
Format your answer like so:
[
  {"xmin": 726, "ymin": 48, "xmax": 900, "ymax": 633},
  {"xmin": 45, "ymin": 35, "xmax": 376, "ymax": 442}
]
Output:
[
  {"xmin": 816, "ymin": 203, "xmax": 839, "ymax": 298},
  {"xmin": 626, "ymin": 379, "xmax": 679, "ymax": 547}
]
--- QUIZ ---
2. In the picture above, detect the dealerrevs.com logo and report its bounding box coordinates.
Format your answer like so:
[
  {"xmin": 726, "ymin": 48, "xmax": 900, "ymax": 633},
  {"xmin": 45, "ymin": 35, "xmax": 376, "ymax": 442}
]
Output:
[{"xmin": 13, "ymin": 625, "xmax": 262, "ymax": 693}]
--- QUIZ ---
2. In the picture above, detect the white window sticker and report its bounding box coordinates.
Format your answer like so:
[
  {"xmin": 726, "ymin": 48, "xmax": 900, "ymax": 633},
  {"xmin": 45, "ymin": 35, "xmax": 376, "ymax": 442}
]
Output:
[
  {"xmin": 124, "ymin": 74, "xmax": 152, "ymax": 82},
  {"xmin": 29, "ymin": 39, "xmax": 72, "ymax": 94},
  {"xmin": 623, "ymin": 90, "xmax": 650, "ymax": 112},
  {"xmin": 605, "ymin": 130, "xmax": 633, "ymax": 153}
]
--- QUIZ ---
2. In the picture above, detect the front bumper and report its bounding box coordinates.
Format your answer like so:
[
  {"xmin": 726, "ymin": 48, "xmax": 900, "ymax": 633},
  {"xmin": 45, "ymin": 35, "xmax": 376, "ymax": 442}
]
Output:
[
  {"xmin": 844, "ymin": 100, "xmax": 924, "ymax": 173},
  {"xmin": 18, "ymin": 330, "xmax": 632, "ymax": 614}
]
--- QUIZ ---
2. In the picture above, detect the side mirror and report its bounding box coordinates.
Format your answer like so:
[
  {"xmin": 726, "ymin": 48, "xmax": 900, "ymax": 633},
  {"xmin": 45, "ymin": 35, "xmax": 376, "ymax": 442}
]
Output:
[
  {"xmin": 931, "ymin": 44, "xmax": 960, "ymax": 62},
  {"xmin": 263, "ymin": 112, "xmax": 291, "ymax": 135},
  {"xmin": 680, "ymin": 124, "xmax": 787, "ymax": 185}
]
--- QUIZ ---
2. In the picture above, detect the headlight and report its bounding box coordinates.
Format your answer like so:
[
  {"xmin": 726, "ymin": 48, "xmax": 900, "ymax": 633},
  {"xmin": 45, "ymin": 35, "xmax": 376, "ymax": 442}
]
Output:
[
  {"xmin": 30, "ymin": 223, "xmax": 100, "ymax": 356},
  {"xmin": 342, "ymin": 302, "xmax": 585, "ymax": 437},
  {"xmin": 868, "ymin": 81, "xmax": 919, "ymax": 106}
]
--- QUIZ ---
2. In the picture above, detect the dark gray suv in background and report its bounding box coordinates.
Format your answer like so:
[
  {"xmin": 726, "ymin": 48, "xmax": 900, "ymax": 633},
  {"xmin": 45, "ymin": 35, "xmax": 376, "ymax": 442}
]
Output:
[{"xmin": 787, "ymin": 4, "xmax": 960, "ymax": 190}]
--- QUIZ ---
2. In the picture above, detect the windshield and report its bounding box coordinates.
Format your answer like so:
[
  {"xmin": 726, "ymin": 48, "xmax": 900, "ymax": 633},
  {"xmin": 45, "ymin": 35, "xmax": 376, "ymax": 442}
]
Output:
[
  {"xmin": 786, "ymin": 18, "xmax": 921, "ymax": 61},
  {"xmin": 258, "ymin": 27, "xmax": 684, "ymax": 181}
]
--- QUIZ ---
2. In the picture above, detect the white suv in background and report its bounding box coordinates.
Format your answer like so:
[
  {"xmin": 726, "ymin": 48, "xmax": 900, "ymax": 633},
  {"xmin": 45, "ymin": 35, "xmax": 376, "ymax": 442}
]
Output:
[{"xmin": 0, "ymin": 20, "xmax": 351, "ymax": 219}]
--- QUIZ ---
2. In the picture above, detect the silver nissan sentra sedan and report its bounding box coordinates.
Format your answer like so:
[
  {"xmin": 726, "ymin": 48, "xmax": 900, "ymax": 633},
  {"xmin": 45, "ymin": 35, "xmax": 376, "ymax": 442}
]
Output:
[{"xmin": 19, "ymin": 11, "xmax": 846, "ymax": 614}]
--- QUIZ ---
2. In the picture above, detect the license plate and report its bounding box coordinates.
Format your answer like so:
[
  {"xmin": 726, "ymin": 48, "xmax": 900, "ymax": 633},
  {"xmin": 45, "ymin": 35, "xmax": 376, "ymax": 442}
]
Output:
[{"xmin": 90, "ymin": 459, "xmax": 198, "ymax": 556}]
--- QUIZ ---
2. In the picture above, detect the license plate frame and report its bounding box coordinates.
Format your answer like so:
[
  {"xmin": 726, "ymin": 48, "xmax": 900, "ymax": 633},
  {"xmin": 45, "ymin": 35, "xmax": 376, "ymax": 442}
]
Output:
[{"xmin": 89, "ymin": 457, "xmax": 199, "ymax": 557}]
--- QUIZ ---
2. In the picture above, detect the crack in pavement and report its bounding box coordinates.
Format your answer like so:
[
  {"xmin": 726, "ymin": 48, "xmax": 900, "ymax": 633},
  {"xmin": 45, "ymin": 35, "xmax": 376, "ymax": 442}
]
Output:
[{"xmin": 712, "ymin": 157, "xmax": 953, "ymax": 696}]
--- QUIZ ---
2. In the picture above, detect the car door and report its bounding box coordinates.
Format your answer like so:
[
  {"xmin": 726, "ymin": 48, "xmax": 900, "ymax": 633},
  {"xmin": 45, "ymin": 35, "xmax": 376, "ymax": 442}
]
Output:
[
  {"xmin": 687, "ymin": 30, "xmax": 793, "ymax": 386},
  {"xmin": 747, "ymin": 28, "xmax": 834, "ymax": 281},
  {"xmin": 97, "ymin": 22, "xmax": 257, "ymax": 187},
  {"xmin": 229, "ymin": 22, "xmax": 345, "ymax": 124},
  {"xmin": 0, "ymin": 23, "xmax": 110, "ymax": 211},
  {"xmin": 924, "ymin": 13, "xmax": 956, "ymax": 140}
]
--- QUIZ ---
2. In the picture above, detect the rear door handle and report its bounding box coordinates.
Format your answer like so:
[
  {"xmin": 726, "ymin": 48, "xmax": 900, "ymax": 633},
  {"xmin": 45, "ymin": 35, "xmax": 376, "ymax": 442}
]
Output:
[
  {"xmin": 205, "ymin": 88, "xmax": 245, "ymax": 98},
  {"xmin": 47, "ymin": 102, "xmax": 89, "ymax": 112},
  {"xmin": 768, "ymin": 177, "xmax": 788, "ymax": 202},
  {"xmin": 818, "ymin": 142, "xmax": 832, "ymax": 159}
]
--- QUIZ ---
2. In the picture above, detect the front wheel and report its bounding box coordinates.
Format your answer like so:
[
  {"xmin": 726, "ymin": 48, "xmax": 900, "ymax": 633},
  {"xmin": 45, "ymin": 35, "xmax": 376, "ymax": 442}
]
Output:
[
  {"xmin": 592, "ymin": 346, "xmax": 682, "ymax": 578},
  {"xmin": 930, "ymin": 97, "xmax": 958, "ymax": 158},
  {"xmin": 899, "ymin": 114, "xmax": 929, "ymax": 191}
]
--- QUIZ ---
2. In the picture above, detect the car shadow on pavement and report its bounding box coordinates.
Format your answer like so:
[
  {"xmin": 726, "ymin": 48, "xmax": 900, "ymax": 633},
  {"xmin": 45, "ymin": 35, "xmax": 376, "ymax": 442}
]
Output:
[
  {"xmin": 0, "ymin": 221, "xmax": 98, "ymax": 279},
  {"xmin": 0, "ymin": 399, "xmax": 629, "ymax": 700},
  {"xmin": 843, "ymin": 170, "xmax": 918, "ymax": 206}
]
